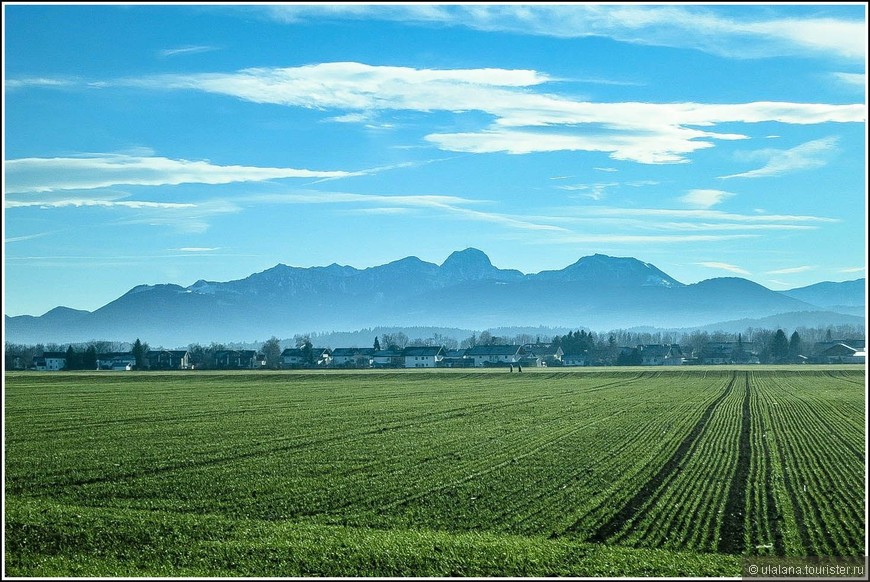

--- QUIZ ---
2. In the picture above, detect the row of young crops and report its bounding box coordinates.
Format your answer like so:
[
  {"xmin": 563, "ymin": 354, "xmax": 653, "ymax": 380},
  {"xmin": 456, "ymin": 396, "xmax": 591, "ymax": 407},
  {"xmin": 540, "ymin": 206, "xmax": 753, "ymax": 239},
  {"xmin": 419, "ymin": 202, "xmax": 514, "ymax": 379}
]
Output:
[{"xmin": 4, "ymin": 368, "xmax": 866, "ymax": 576}]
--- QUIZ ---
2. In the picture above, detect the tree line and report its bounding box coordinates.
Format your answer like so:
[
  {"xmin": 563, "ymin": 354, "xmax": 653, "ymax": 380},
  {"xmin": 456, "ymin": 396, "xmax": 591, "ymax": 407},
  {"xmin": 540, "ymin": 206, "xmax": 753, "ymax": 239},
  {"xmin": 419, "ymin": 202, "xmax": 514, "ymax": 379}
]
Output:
[{"xmin": 5, "ymin": 323, "xmax": 863, "ymax": 370}]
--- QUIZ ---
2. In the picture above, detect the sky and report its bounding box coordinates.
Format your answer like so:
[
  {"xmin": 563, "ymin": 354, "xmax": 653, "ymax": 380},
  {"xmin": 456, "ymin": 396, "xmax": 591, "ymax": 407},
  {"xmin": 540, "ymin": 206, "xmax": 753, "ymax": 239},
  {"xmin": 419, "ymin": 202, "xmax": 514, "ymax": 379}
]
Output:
[{"xmin": 2, "ymin": 3, "xmax": 868, "ymax": 317}]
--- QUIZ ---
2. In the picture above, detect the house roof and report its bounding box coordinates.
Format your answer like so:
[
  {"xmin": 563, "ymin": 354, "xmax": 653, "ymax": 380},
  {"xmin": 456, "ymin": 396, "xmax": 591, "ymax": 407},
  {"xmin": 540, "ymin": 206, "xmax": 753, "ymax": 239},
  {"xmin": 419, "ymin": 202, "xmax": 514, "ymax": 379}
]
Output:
[
  {"xmin": 281, "ymin": 348, "xmax": 330, "ymax": 357},
  {"xmin": 147, "ymin": 350, "xmax": 189, "ymax": 357},
  {"xmin": 523, "ymin": 344, "xmax": 563, "ymax": 357},
  {"xmin": 465, "ymin": 345, "xmax": 523, "ymax": 356},
  {"xmin": 403, "ymin": 346, "xmax": 444, "ymax": 357},
  {"xmin": 373, "ymin": 349, "xmax": 403, "ymax": 357},
  {"xmin": 821, "ymin": 343, "xmax": 860, "ymax": 356},
  {"xmin": 215, "ymin": 350, "xmax": 256, "ymax": 357},
  {"xmin": 332, "ymin": 348, "xmax": 375, "ymax": 357}
]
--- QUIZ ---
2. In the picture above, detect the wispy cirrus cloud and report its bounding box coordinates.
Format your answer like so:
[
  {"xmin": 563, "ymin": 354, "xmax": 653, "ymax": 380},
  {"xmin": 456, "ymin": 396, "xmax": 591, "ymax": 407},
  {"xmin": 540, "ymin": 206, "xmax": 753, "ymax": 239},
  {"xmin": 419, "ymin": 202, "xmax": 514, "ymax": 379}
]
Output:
[
  {"xmin": 839, "ymin": 266, "xmax": 866, "ymax": 273},
  {"xmin": 833, "ymin": 72, "xmax": 866, "ymax": 88},
  {"xmin": 5, "ymin": 199, "xmax": 195, "ymax": 209},
  {"xmin": 4, "ymin": 77, "xmax": 76, "ymax": 90},
  {"xmin": 4, "ymin": 153, "xmax": 356, "ymax": 194},
  {"xmin": 562, "ymin": 207, "xmax": 837, "ymax": 224},
  {"xmin": 679, "ymin": 189, "xmax": 735, "ymax": 209},
  {"xmin": 264, "ymin": 5, "xmax": 866, "ymax": 61},
  {"xmin": 244, "ymin": 190, "xmax": 567, "ymax": 233},
  {"xmin": 173, "ymin": 247, "xmax": 221, "ymax": 252},
  {"xmin": 159, "ymin": 45, "xmax": 218, "ymax": 58},
  {"xmin": 766, "ymin": 265, "xmax": 816, "ymax": 275},
  {"xmin": 12, "ymin": 63, "xmax": 864, "ymax": 164},
  {"xmin": 697, "ymin": 261, "xmax": 751, "ymax": 275},
  {"xmin": 115, "ymin": 62, "xmax": 863, "ymax": 164},
  {"xmin": 719, "ymin": 136, "xmax": 840, "ymax": 179}
]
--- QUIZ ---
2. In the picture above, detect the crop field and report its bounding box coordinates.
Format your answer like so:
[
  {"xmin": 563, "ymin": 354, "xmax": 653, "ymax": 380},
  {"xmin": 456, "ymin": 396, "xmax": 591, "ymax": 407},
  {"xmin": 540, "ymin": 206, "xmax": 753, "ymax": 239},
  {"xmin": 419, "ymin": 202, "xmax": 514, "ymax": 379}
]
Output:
[{"xmin": 4, "ymin": 367, "xmax": 866, "ymax": 577}]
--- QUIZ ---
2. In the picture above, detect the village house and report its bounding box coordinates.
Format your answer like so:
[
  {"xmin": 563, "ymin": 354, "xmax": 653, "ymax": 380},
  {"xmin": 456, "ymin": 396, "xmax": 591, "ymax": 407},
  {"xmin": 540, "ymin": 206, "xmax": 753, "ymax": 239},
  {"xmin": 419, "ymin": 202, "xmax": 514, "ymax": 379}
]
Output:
[
  {"xmin": 699, "ymin": 341, "xmax": 759, "ymax": 365},
  {"xmin": 815, "ymin": 343, "xmax": 866, "ymax": 364},
  {"xmin": 637, "ymin": 344, "xmax": 685, "ymax": 366},
  {"xmin": 562, "ymin": 353, "xmax": 588, "ymax": 367},
  {"xmin": 96, "ymin": 352, "xmax": 136, "ymax": 371},
  {"xmin": 372, "ymin": 348, "xmax": 404, "ymax": 368},
  {"xmin": 439, "ymin": 349, "xmax": 473, "ymax": 368},
  {"xmin": 213, "ymin": 350, "xmax": 258, "ymax": 369},
  {"xmin": 33, "ymin": 352, "xmax": 67, "ymax": 371},
  {"xmin": 281, "ymin": 347, "xmax": 331, "ymax": 368},
  {"xmin": 464, "ymin": 345, "xmax": 525, "ymax": 367},
  {"xmin": 403, "ymin": 346, "xmax": 444, "ymax": 368},
  {"xmin": 331, "ymin": 347, "xmax": 375, "ymax": 368},
  {"xmin": 146, "ymin": 349, "xmax": 190, "ymax": 370},
  {"xmin": 521, "ymin": 343, "xmax": 564, "ymax": 367}
]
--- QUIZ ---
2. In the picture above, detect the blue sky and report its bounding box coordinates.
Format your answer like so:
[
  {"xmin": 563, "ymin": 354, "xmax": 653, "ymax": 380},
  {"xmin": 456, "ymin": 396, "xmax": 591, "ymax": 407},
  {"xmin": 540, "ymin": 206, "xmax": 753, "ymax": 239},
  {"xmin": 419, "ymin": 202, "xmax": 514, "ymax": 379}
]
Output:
[{"xmin": 3, "ymin": 3, "xmax": 867, "ymax": 317}]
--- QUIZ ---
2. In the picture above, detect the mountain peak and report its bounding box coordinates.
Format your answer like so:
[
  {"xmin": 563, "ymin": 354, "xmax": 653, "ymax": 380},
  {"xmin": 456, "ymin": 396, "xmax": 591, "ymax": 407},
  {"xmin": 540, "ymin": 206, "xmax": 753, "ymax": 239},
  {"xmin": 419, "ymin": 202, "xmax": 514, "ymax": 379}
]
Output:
[
  {"xmin": 441, "ymin": 248, "xmax": 493, "ymax": 269},
  {"xmin": 537, "ymin": 254, "xmax": 683, "ymax": 287}
]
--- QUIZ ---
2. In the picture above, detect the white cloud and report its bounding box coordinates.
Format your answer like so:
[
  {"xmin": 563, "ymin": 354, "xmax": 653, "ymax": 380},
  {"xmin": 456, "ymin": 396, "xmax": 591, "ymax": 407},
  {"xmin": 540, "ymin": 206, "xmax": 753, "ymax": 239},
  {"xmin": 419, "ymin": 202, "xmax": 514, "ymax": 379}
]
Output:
[
  {"xmin": 159, "ymin": 45, "xmax": 217, "ymax": 58},
  {"xmin": 5, "ymin": 199, "xmax": 195, "ymax": 209},
  {"xmin": 680, "ymin": 189, "xmax": 734, "ymax": 209},
  {"xmin": 840, "ymin": 266, "xmax": 865, "ymax": 273},
  {"xmin": 120, "ymin": 62, "xmax": 863, "ymax": 164},
  {"xmin": 766, "ymin": 266, "xmax": 816, "ymax": 275},
  {"xmin": 833, "ymin": 72, "xmax": 866, "ymax": 88},
  {"xmin": 719, "ymin": 137, "xmax": 840, "ymax": 179},
  {"xmin": 697, "ymin": 261, "xmax": 751, "ymax": 275},
  {"xmin": 5, "ymin": 154, "xmax": 356, "ymax": 193},
  {"xmin": 567, "ymin": 207, "xmax": 836, "ymax": 224},
  {"xmin": 264, "ymin": 5, "xmax": 866, "ymax": 61},
  {"xmin": 4, "ymin": 232, "xmax": 55, "ymax": 243},
  {"xmin": 555, "ymin": 182, "xmax": 618, "ymax": 201},
  {"xmin": 174, "ymin": 247, "xmax": 221, "ymax": 252},
  {"xmin": 553, "ymin": 234, "xmax": 758, "ymax": 244},
  {"xmin": 4, "ymin": 77, "xmax": 75, "ymax": 89},
  {"xmin": 16, "ymin": 63, "xmax": 864, "ymax": 165}
]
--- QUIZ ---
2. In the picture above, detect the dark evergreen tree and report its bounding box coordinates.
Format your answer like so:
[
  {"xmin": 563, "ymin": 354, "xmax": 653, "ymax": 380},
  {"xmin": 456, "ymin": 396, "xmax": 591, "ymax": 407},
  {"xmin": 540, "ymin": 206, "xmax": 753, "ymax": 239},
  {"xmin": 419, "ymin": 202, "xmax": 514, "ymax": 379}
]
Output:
[
  {"xmin": 132, "ymin": 338, "xmax": 148, "ymax": 370},
  {"xmin": 769, "ymin": 329, "xmax": 789, "ymax": 363},
  {"xmin": 373, "ymin": 336, "xmax": 381, "ymax": 351},
  {"xmin": 83, "ymin": 345, "xmax": 98, "ymax": 370},
  {"xmin": 788, "ymin": 331, "xmax": 802, "ymax": 361}
]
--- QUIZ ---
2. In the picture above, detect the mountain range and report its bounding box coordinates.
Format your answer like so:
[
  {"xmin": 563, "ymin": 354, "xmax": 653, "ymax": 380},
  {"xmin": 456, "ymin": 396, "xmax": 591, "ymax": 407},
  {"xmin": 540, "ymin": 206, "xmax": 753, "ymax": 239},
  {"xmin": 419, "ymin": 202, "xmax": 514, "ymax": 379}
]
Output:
[{"xmin": 4, "ymin": 248, "xmax": 865, "ymax": 347}]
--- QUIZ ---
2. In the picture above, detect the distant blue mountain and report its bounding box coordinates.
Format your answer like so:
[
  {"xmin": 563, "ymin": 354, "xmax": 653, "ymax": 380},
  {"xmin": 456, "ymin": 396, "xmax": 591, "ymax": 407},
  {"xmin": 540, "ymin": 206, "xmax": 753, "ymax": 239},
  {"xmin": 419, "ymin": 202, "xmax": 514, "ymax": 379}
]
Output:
[
  {"xmin": 4, "ymin": 248, "xmax": 862, "ymax": 346},
  {"xmin": 780, "ymin": 278, "xmax": 865, "ymax": 309}
]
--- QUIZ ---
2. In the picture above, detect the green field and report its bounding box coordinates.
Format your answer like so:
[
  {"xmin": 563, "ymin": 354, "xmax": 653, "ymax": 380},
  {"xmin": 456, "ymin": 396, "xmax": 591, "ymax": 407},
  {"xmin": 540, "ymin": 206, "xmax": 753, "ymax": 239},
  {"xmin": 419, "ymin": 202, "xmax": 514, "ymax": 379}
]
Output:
[{"xmin": 4, "ymin": 368, "xmax": 866, "ymax": 576}]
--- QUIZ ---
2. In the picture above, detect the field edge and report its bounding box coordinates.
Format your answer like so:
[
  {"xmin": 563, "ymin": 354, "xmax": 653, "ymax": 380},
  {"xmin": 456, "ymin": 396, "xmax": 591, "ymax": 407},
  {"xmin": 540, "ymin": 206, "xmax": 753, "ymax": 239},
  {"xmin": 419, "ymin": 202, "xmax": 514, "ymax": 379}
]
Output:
[{"xmin": 4, "ymin": 496, "xmax": 742, "ymax": 578}]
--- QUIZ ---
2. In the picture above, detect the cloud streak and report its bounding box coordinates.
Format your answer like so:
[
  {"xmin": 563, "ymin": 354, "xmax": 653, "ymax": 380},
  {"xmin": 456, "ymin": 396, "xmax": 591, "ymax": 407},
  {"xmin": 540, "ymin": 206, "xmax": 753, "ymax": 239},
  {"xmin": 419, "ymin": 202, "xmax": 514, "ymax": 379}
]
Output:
[
  {"xmin": 766, "ymin": 265, "xmax": 816, "ymax": 275},
  {"xmin": 719, "ymin": 137, "xmax": 841, "ymax": 179},
  {"xmin": 117, "ymin": 62, "xmax": 864, "ymax": 164},
  {"xmin": 697, "ymin": 261, "xmax": 751, "ymax": 275},
  {"xmin": 5, "ymin": 153, "xmax": 356, "ymax": 193},
  {"xmin": 159, "ymin": 45, "xmax": 218, "ymax": 57},
  {"xmin": 679, "ymin": 189, "xmax": 735, "ymax": 209},
  {"xmin": 264, "ymin": 5, "xmax": 866, "ymax": 61}
]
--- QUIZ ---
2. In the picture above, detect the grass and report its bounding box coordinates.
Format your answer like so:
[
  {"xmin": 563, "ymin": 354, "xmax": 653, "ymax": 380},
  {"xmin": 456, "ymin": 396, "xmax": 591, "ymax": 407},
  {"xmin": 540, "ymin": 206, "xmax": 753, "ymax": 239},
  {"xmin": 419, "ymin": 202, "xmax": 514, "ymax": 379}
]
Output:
[{"xmin": 4, "ymin": 367, "xmax": 865, "ymax": 576}]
